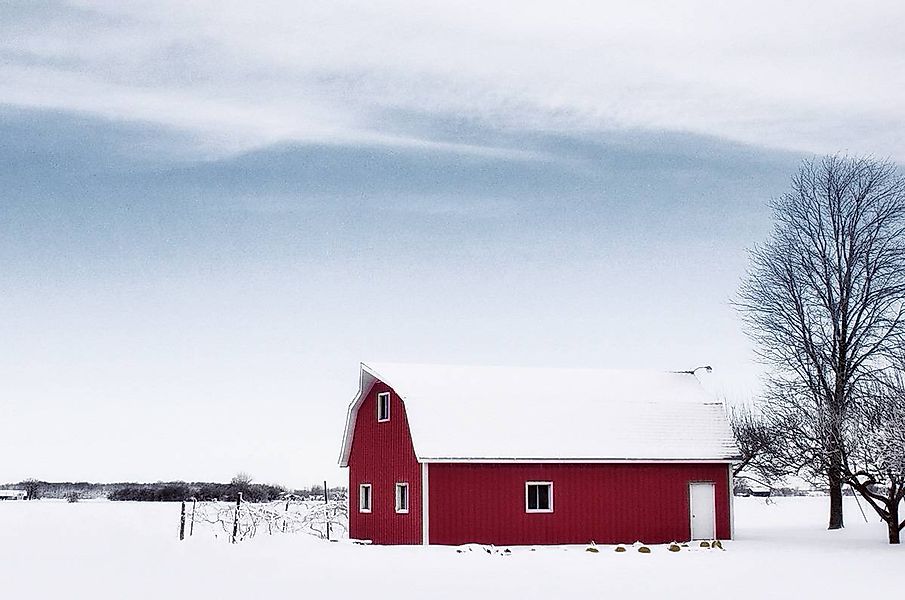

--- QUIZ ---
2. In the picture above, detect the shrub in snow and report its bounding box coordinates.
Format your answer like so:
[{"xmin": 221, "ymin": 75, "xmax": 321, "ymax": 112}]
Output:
[
  {"xmin": 668, "ymin": 544, "xmax": 681, "ymax": 552},
  {"xmin": 614, "ymin": 546, "xmax": 626, "ymax": 553},
  {"xmin": 585, "ymin": 546, "xmax": 599, "ymax": 553},
  {"xmin": 637, "ymin": 546, "xmax": 651, "ymax": 553},
  {"xmin": 699, "ymin": 541, "xmax": 710, "ymax": 548}
]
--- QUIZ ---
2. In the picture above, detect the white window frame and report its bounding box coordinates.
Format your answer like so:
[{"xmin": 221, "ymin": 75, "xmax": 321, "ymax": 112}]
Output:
[
  {"xmin": 377, "ymin": 392, "xmax": 391, "ymax": 422},
  {"xmin": 358, "ymin": 483, "xmax": 372, "ymax": 513},
  {"xmin": 525, "ymin": 481, "xmax": 554, "ymax": 513},
  {"xmin": 395, "ymin": 482, "xmax": 409, "ymax": 514}
]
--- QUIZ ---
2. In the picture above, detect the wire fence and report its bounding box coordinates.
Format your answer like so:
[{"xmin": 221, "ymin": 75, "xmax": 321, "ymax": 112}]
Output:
[{"xmin": 180, "ymin": 494, "xmax": 348, "ymax": 543}]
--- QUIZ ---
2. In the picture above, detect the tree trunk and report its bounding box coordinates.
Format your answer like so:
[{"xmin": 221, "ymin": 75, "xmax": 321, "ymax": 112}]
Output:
[
  {"xmin": 888, "ymin": 503, "xmax": 901, "ymax": 545},
  {"xmin": 828, "ymin": 467, "xmax": 844, "ymax": 530}
]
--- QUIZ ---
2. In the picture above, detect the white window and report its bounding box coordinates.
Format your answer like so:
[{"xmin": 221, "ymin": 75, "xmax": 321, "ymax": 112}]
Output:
[
  {"xmin": 395, "ymin": 482, "xmax": 409, "ymax": 513},
  {"xmin": 525, "ymin": 481, "xmax": 553, "ymax": 513},
  {"xmin": 359, "ymin": 484, "xmax": 372, "ymax": 513},
  {"xmin": 377, "ymin": 392, "xmax": 390, "ymax": 422}
]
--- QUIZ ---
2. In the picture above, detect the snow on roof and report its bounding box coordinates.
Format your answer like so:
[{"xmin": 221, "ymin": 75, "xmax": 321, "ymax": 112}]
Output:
[{"xmin": 339, "ymin": 362, "xmax": 740, "ymax": 465}]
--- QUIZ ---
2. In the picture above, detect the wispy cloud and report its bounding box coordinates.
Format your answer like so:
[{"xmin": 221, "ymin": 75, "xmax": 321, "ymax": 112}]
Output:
[{"xmin": 2, "ymin": 1, "xmax": 904, "ymax": 157}]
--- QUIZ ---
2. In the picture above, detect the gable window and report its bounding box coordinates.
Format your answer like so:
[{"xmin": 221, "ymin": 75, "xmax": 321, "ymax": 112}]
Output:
[
  {"xmin": 525, "ymin": 482, "xmax": 553, "ymax": 513},
  {"xmin": 395, "ymin": 482, "xmax": 409, "ymax": 513},
  {"xmin": 377, "ymin": 392, "xmax": 390, "ymax": 422},
  {"xmin": 359, "ymin": 484, "xmax": 372, "ymax": 513}
]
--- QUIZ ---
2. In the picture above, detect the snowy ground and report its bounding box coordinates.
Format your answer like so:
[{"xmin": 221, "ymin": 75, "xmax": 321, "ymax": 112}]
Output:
[{"xmin": 2, "ymin": 497, "xmax": 902, "ymax": 599}]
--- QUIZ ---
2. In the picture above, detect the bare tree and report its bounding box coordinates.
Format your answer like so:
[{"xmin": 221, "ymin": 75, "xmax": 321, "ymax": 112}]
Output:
[
  {"xmin": 230, "ymin": 472, "xmax": 254, "ymax": 498},
  {"xmin": 756, "ymin": 380, "xmax": 833, "ymax": 485},
  {"xmin": 231, "ymin": 472, "xmax": 253, "ymax": 487},
  {"xmin": 737, "ymin": 155, "xmax": 905, "ymax": 529},
  {"xmin": 843, "ymin": 374, "xmax": 905, "ymax": 543},
  {"xmin": 19, "ymin": 479, "xmax": 44, "ymax": 500},
  {"xmin": 728, "ymin": 403, "xmax": 782, "ymax": 484}
]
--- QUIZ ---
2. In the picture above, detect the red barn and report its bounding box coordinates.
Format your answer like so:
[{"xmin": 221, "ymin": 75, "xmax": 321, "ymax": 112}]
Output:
[{"xmin": 339, "ymin": 362, "xmax": 739, "ymax": 546}]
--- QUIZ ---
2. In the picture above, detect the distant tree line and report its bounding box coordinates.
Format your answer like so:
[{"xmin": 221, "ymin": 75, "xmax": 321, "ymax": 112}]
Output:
[
  {"xmin": 9, "ymin": 475, "xmax": 346, "ymax": 503},
  {"xmin": 108, "ymin": 481, "xmax": 287, "ymax": 502},
  {"xmin": 11, "ymin": 479, "xmax": 122, "ymax": 501}
]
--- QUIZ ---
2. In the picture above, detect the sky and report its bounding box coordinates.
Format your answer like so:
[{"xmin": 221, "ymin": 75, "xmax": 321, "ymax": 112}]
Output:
[{"xmin": 2, "ymin": 1, "xmax": 904, "ymax": 487}]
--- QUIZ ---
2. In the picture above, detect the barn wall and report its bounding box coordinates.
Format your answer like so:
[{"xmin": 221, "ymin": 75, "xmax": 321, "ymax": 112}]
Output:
[
  {"xmin": 427, "ymin": 462, "xmax": 731, "ymax": 545},
  {"xmin": 347, "ymin": 381, "xmax": 422, "ymax": 544}
]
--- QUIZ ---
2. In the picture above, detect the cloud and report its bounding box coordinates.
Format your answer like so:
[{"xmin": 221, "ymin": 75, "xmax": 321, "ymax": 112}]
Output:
[
  {"xmin": 0, "ymin": 106, "xmax": 798, "ymax": 270},
  {"xmin": 2, "ymin": 1, "xmax": 904, "ymax": 158}
]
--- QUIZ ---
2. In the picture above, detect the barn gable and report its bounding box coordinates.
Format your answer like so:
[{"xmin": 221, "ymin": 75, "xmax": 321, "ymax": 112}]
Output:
[
  {"xmin": 340, "ymin": 362, "xmax": 739, "ymax": 466},
  {"xmin": 346, "ymin": 380, "xmax": 422, "ymax": 544}
]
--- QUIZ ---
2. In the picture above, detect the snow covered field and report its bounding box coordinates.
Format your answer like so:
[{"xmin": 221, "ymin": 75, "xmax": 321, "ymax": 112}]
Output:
[{"xmin": 2, "ymin": 497, "xmax": 902, "ymax": 599}]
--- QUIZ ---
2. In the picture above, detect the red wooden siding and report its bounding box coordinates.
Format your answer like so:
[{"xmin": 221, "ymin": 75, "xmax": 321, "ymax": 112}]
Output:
[
  {"xmin": 347, "ymin": 382, "xmax": 422, "ymax": 544},
  {"xmin": 427, "ymin": 462, "xmax": 730, "ymax": 545}
]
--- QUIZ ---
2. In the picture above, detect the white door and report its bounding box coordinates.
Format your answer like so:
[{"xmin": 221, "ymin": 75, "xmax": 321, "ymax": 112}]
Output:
[{"xmin": 690, "ymin": 482, "xmax": 716, "ymax": 540}]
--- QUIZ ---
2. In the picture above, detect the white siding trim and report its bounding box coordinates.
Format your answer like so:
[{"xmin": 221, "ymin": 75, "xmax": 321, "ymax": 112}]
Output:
[
  {"xmin": 421, "ymin": 463, "xmax": 429, "ymax": 545},
  {"xmin": 338, "ymin": 365, "xmax": 377, "ymax": 467},
  {"xmin": 421, "ymin": 458, "xmax": 736, "ymax": 464},
  {"xmin": 728, "ymin": 463, "xmax": 735, "ymax": 540}
]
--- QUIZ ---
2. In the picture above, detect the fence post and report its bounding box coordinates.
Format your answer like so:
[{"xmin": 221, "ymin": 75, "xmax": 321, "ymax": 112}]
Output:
[
  {"xmin": 282, "ymin": 497, "xmax": 290, "ymax": 533},
  {"xmin": 179, "ymin": 501, "xmax": 186, "ymax": 541},
  {"xmin": 323, "ymin": 480, "xmax": 330, "ymax": 541},
  {"xmin": 232, "ymin": 492, "xmax": 243, "ymax": 544},
  {"xmin": 190, "ymin": 497, "xmax": 196, "ymax": 536}
]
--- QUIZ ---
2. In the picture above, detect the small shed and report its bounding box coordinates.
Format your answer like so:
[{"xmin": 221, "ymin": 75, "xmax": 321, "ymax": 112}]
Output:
[{"xmin": 339, "ymin": 362, "xmax": 740, "ymax": 546}]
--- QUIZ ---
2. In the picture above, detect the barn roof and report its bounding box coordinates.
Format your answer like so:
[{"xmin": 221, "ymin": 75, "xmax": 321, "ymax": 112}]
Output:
[{"xmin": 339, "ymin": 362, "xmax": 740, "ymax": 466}]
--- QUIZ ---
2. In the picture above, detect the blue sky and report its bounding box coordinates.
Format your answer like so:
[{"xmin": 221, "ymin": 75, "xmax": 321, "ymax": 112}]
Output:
[{"xmin": 2, "ymin": 1, "xmax": 903, "ymax": 486}]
